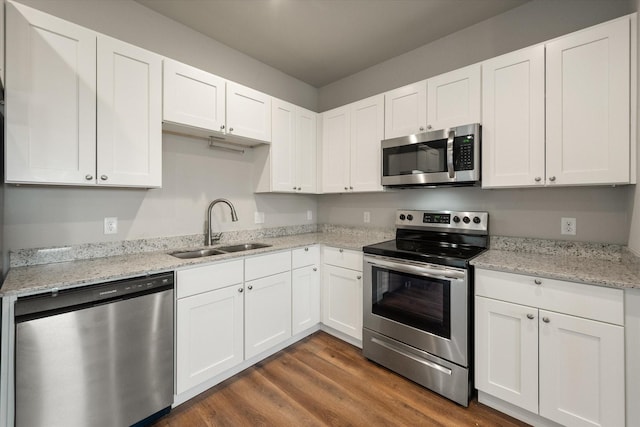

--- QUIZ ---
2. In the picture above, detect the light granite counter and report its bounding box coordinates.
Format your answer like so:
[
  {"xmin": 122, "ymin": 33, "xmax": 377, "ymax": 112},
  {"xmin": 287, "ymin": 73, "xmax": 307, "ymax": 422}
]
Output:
[
  {"xmin": 471, "ymin": 249, "xmax": 640, "ymax": 289},
  {"xmin": 1, "ymin": 229, "xmax": 394, "ymax": 297}
]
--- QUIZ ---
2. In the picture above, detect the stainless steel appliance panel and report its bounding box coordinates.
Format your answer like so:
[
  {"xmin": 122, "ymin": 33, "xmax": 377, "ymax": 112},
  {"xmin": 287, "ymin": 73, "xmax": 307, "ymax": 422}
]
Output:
[
  {"xmin": 363, "ymin": 255, "xmax": 468, "ymax": 367},
  {"xmin": 363, "ymin": 329, "xmax": 470, "ymax": 406},
  {"xmin": 15, "ymin": 288, "xmax": 174, "ymax": 427}
]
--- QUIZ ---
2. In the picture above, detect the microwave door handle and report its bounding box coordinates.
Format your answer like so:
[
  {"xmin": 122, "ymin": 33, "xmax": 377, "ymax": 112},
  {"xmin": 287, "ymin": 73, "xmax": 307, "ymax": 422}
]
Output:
[{"xmin": 447, "ymin": 130, "xmax": 455, "ymax": 179}]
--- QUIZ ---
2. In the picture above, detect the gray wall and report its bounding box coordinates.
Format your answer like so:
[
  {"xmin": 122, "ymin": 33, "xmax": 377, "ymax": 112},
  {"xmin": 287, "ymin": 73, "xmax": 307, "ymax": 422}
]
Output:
[
  {"xmin": 318, "ymin": 0, "xmax": 636, "ymax": 111},
  {"xmin": 316, "ymin": 0, "xmax": 636, "ymax": 245}
]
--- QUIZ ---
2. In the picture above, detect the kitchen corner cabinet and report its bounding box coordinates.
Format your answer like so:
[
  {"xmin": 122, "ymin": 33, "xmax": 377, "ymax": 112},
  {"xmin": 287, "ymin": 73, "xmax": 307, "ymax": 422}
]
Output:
[
  {"xmin": 322, "ymin": 247, "xmax": 363, "ymax": 341},
  {"xmin": 5, "ymin": 1, "xmax": 162, "ymax": 187},
  {"xmin": 475, "ymin": 269, "xmax": 625, "ymax": 427},
  {"xmin": 292, "ymin": 246, "xmax": 321, "ymax": 335},
  {"xmin": 426, "ymin": 63, "xmax": 481, "ymax": 131},
  {"xmin": 481, "ymin": 45, "xmax": 546, "ymax": 188},
  {"xmin": 176, "ymin": 260, "xmax": 245, "ymax": 394},
  {"xmin": 546, "ymin": 17, "xmax": 631, "ymax": 186},
  {"xmin": 254, "ymin": 99, "xmax": 317, "ymax": 193},
  {"xmin": 244, "ymin": 251, "xmax": 292, "ymax": 359},
  {"xmin": 163, "ymin": 59, "xmax": 226, "ymax": 133},
  {"xmin": 321, "ymin": 94, "xmax": 384, "ymax": 193}
]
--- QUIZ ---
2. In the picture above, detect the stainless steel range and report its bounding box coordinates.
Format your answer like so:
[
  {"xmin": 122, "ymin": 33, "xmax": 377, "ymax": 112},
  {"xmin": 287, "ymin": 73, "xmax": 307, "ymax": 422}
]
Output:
[{"xmin": 362, "ymin": 210, "xmax": 488, "ymax": 406}]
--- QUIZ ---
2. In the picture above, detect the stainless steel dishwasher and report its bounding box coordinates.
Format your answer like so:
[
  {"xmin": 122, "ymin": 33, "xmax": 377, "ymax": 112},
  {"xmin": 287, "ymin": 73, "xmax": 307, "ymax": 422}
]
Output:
[{"xmin": 14, "ymin": 272, "xmax": 174, "ymax": 427}]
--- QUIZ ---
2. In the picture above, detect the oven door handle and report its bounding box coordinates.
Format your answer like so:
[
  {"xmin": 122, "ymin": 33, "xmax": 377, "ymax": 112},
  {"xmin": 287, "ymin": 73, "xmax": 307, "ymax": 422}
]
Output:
[
  {"xmin": 366, "ymin": 257, "xmax": 465, "ymax": 280},
  {"xmin": 446, "ymin": 129, "xmax": 456, "ymax": 179}
]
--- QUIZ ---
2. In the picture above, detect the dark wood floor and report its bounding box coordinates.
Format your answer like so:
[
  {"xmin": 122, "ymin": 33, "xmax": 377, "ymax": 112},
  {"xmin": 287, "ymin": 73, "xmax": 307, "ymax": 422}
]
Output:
[{"xmin": 154, "ymin": 332, "xmax": 529, "ymax": 426}]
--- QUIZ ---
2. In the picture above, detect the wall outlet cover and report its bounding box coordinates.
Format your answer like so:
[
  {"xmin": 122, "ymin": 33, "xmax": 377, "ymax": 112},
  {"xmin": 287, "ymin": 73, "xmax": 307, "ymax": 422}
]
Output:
[
  {"xmin": 561, "ymin": 217, "xmax": 576, "ymax": 235},
  {"xmin": 364, "ymin": 211, "xmax": 371, "ymax": 223},
  {"xmin": 254, "ymin": 211, "xmax": 265, "ymax": 224},
  {"xmin": 307, "ymin": 210, "xmax": 313, "ymax": 221},
  {"xmin": 104, "ymin": 217, "xmax": 118, "ymax": 235}
]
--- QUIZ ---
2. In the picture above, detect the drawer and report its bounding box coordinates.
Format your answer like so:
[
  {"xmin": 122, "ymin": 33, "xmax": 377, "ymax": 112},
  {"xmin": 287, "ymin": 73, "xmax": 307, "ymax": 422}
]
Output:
[
  {"xmin": 292, "ymin": 245, "xmax": 320, "ymax": 269},
  {"xmin": 245, "ymin": 250, "xmax": 291, "ymax": 281},
  {"xmin": 475, "ymin": 269, "xmax": 623, "ymax": 325},
  {"xmin": 323, "ymin": 246, "xmax": 363, "ymax": 271},
  {"xmin": 176, "ymin": 259, "xmax": 243, "ymax": 299}
]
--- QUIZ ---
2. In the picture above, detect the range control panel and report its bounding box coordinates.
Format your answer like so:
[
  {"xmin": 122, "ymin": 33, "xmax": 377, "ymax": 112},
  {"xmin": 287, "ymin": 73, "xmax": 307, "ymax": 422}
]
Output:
[{"xmin": 396, "ymin": 210, "xmax": 488, "ymax": 233}]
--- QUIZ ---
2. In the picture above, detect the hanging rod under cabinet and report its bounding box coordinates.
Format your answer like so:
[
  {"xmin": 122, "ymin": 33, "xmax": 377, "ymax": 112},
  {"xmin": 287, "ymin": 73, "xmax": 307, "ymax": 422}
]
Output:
[{"xmin": 162, "ymin": 129, "xmax": 246, "ymax": 154}]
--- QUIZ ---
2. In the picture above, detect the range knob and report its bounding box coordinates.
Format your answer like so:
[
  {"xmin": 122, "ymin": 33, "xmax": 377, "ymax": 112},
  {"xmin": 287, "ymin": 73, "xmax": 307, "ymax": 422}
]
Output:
[
  {"xmin": 463, "ymin": 216, "xmax": 471, "ymax": 224},
  {"xmin": 473, "ymin": 216, "xmax": 481, "ymax": 224},
  {"xmin": 399, "ymin": 214, "xmax": 406, "ymax": 220},
  {"xmin": 453, "ymin": 216, "xmax": 460, "ymax": 223},
  {"xmin": 407, "ymin": 214, "xmax": 413, "ymax": 221}
]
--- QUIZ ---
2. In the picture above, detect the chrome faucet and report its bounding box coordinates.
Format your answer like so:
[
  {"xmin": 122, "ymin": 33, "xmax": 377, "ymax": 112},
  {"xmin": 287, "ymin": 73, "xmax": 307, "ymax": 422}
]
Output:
[{"xmin": 206, "ymin": 198, "xmax": 239, "ymax": 245}]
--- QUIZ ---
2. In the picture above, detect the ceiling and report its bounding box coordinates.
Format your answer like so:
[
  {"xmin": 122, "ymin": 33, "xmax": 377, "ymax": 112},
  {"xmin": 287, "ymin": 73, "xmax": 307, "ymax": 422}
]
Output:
[{"xmin": 135, "ymin": 0, "xmax": 529, "ymax": 88}]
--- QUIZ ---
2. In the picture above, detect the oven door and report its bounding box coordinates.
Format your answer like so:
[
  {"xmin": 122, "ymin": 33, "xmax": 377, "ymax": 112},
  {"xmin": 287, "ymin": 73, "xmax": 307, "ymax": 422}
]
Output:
[{"xmin": 363, "ymin": 254, "xmax": 469, "ymax": 367}]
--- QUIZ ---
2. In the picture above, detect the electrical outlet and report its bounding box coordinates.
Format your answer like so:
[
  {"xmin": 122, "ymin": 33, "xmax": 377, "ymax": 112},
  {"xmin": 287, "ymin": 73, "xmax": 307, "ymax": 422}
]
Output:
[
  {"xmin": 307, "ymin": 210, "xmax": 313, "ymax": 221},
  {"xmin": 104, "ymin": 217, "xmax": 118, "ymax": 235},
  {"xmin": 254, "ymin": 211, "xmax": 265, "ymax": 224},
  {"xmin": 364, "ymin": 211, "xmax": 371, "ymax": 223},
  {"xmin": 561, "ymin": 217, "xmax": 576, "ymax": 235}
]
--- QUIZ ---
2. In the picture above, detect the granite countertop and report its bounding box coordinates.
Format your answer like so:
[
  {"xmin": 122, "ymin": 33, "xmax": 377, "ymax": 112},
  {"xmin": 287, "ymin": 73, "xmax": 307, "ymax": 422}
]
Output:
[
  {"xmin": 471, "ymin": 249, "xmax": 640, "ymax": 289},
  {"xmin": 1, "ymin": 231, "xmax": 391, "ymax": 297}
]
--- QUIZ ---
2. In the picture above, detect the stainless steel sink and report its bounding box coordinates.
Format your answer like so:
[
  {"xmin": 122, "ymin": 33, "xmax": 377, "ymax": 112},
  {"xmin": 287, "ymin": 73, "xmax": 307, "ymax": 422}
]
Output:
[
  {"xmin": 170, "ymin": 248, "xmax": 227, "ymax": 259},
  {"xmin": 170, "ymin": 243, "xmax": 272, "ymax": 259},
  {"xmin": 216, "ymin": 243, "xmax": 272, "ymax": 253}
]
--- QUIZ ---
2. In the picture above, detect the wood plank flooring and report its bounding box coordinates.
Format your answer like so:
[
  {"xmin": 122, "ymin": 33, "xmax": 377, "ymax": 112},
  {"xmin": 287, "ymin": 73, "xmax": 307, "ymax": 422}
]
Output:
[{"xmin": 154, "ymin": 332, "xmax": 529, "ymax": 426}]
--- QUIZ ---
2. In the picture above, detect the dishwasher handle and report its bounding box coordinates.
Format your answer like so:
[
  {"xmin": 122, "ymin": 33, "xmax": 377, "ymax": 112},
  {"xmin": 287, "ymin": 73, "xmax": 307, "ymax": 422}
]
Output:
[{"xmin": 15, "ymin": 272, "xmax": 174, "ymax": 321}]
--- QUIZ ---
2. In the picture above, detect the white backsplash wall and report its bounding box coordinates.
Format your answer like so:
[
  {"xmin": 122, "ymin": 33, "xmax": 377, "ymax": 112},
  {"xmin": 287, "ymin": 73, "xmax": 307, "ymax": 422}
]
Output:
[
  {"xmin": 3, "ymin": 134, "xmax": 318, "ymax": 251},
  {"xmin": 318, "ymin": 186, "xmax": 633, "ymax": 244}
]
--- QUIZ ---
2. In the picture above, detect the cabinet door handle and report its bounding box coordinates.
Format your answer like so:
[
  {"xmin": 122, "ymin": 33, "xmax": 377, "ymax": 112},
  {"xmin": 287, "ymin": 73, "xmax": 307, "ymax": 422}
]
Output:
[
  {"xmin": 339, "ymin": 249, "xmax": 344, "ymax": 253},
  {"xmin": 534, "ymin": 279, "xmax": 542, "ymax": 285},
  {"xmin": 304, "ymin": 247, "xmax": 309, "ymax": 252},
  {"xmin": 427, "ymin": 125, "xmax": 432, "ymax": 130},
  {"xmin": 357, "ymin": 275, "xmax": 362, "ymax": 280},
  {"xmin": 419, "ymin": 126, "xmax": 425, "ymax": 131},
  {"xmin": 542, "ymin": 317, "xmax": 550, "ymax": 323},
  {"xmin": 100, "ymin": 175, "xmax": 108, "ymax": 181},
  {"xmin": 293, "ymin": 186, "xmax": 297, "ymax": 190},
  {"xmin": 238, "ymin": 287, "xmax": 243, "ymax": 293},
  {"xmin": 298, "ymin": 187, "xmax": 302, "ymax": 190},
  {"xmin": 220, "ymin": 125, "xmax": 225, "ymax": 130},
  {"xmin": 349, "ymin": 186, "xmax": 353, "ymax": 190},
  {"xmin": 248, "ymin": 285, "xmax": 253, "ymax": 290},
  {"xmin": 85, "ymin": 174, "xmax": 93, "ymax": 181},
  {"xmin": 344, "ymin": 187, "xmax": 348, "ymax": 191},
  {"xmin": 313, "ymin": 267, "xmax": 317, "ymax": 271},
  {"xmin": 526, "ymin": 314, "xmax": 535, "ymax": 320},
  {"xmin": 549, "ymin": 176, "xmax": 556, "ymax": 182},
  {"xmin": 534, "ymin": 177, "xmax": 541, "ymax": 182}
]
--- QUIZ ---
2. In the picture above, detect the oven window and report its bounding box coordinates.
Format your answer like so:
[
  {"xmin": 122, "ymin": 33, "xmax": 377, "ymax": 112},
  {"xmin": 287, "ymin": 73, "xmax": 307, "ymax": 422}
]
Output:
[{"xmin": 371, "ymin": 266, "xmax": 451, "ymax": 339}]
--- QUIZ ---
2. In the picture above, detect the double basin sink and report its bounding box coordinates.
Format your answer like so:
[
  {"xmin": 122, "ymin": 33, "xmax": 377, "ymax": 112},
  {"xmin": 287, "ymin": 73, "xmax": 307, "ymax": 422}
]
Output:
[{"xmin": 170, "ymin": 243, "xmax": 272, "ymax": 259}]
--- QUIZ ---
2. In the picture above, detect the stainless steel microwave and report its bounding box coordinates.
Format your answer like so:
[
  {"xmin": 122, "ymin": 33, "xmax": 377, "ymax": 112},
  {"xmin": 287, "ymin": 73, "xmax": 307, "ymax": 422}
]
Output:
[{"xmin": 381, "ymin": 123, "xmax": 481, "ymax": 187}]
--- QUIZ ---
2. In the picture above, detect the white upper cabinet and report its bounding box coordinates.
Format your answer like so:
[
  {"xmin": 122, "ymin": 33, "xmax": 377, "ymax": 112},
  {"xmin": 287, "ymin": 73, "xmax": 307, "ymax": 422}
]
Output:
[
  {"xmin": 227, "ymin": 81, "xmax": 272, "ymax": 143},
  {"xmin": 255, "ymin": 99, "xmax": 317, "ymax": 193},
  {"xmin": 163, "ymin": 59, "xmax": 226, "ymax": 133},
  {"xmin": 321, "ymin": 95, "xmax": 384, "ymax": 193},
  {"xmin": 97, "ymin": 36, "xmax": 162, "ymax": 187},
  {"xmin": 6, "ymin": 1, "xmax": 97, "ymax": 185},
  {"xmin": 546, "ymin": 17, "xmax": 631, "ymax": 186},
  {"xmin": 384, "ymin": 80, "xmax": 427, "ymax": 139},
  {"xmin": 5, "ymin": 1, "xmax": 162, "ymax": 187},
  {"xmin": 426, "ymin": 63, "xmax": 481, "ymax": 131},
  {"xmin": 482, "ymin": 46, "xmax": 545, "ymax": 188}
]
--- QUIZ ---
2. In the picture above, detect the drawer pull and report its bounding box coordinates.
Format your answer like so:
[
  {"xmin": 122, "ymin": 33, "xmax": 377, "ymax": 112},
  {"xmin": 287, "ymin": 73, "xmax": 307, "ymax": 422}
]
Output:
[
  {"xmin": 357, "ymin": 275, "xmax": 362, "ymax": 280},
  {"xmin": 238, "ymin": 287, "xmax": 243, "ymax": 293},
  {"xmin": 534, "ymin": 279, "xmax": 542, "ymax": 285},
  {"xmin": 542, "ymin": 317, "xmax": 550, "ymax": 323},
  {"xmin": 526, "ymin": 314, "xmax": 535, "ymax": 320},
  {"xmin": 339, "ymin": 249, "xmax": 344, "ymax": 253},
  {"xmin": 304, "ymin": 247, "xmax": 309, "ymax": 252},
  {"xmin": 313, "ymin": 267, "xmax": 317, "ymax": 272},
  {"xmin": 248, "ymin": 285, "xmax": 253, "ymax": 290}
]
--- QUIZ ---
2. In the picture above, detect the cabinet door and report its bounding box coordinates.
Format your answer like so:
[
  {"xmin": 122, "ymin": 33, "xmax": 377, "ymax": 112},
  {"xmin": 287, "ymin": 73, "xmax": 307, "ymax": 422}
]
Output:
[
  {"xmin": 322, "ymin": 264, "xmax": 362, "ymax": 340},
  {"xmin": 292, "ymin": 265, "xmax": 320, "ymax": 335},
  {"xmin": 163, "ymin": 59, "xmax": 226, "ymax": 133},
  {"xmin": 427, "ymin": 64, "xmax": 481, "ymax": 131},
  {"xmin": 176, "ymin": 285, "xmax": 244, "ymax": 394},
  {"xmin": 321, "ymin": 106, "xmax": 351, "ymax": 193},
  {"xmin": 227, "ymin": 81, "xmax": 271, "ymax": 143},
  {"xmin": 475, "ymin": 297, "xmax": 538, "ymax": 413},
  {"xmin": 350, "ymin": 94, "xmax": 384, "ymax": 192},
  {"xmin": 245, "ymin": 271, "xmax": 292, "ymax": 359},
  {"xmin": 539, "ymin": 310, "xmax": 625, "ymax": 427},
  {"xmin": 384, "ymin": 81, "xmax": 427, "ymax": 138},
  {"xmin": 5, "ymin": 2, "xmax": 97, "ymax": 185},
  {"xmin": 96, "ymin": 36, "xmax": 162, "ymax": 187},
  {"xmin": 271, "ymin": 98, "xmax": 297, "ymax": 192},
  {"xmin": 482, "ymin": 46, "xmax": 545, "ymax": 188},
  {"xmin": 546, "ymin": 18, "xmax": 630, "ymax": 185},
  {"xmin": 296, "ymin": 107, "xmax": 318, "ymax": 193}
]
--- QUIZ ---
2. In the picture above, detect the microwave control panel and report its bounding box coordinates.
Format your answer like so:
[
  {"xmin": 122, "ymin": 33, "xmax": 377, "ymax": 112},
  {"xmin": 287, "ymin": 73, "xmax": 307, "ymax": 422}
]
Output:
[{"xmin": 454, "ymin": 136, "xmax": 474, "ymax": 171}]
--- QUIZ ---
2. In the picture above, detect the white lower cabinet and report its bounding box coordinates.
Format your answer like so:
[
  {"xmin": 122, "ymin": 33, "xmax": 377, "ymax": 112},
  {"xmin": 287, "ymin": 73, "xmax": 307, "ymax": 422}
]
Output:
[
  {"xmin": 292, "ymin": 246, "xmax": 321, "ymax": 335},
  {"xmin": 175, "ymin": 260, "xmax": 244, "ymax": 394},
  {"xmin": 322, "ymin": 247, "xmax": 363, "ymax": 341},
  {"xmin": 475, "ymin": 269, "xmax": 625, "ymax": 427},
  {"xmin": 245, "ymin": 271, "xmax": 292, "ymax": 359}
]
